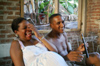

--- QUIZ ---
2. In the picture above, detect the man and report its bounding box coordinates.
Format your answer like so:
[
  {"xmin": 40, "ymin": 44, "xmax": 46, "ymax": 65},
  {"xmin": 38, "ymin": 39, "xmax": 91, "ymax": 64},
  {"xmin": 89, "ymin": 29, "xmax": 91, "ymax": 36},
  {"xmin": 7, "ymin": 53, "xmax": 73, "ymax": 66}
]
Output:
[{"xmin": 45, "ymin": 13, "xmax": 100, "ymax": 66}]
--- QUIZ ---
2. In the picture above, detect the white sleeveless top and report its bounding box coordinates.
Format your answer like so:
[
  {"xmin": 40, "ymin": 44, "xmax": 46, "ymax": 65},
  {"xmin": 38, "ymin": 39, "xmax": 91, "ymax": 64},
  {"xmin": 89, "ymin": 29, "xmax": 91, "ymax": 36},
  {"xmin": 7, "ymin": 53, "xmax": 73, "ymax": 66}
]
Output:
[{"xmin": 18, "ymin": 39, "xmax": 68, "ymax": 66}]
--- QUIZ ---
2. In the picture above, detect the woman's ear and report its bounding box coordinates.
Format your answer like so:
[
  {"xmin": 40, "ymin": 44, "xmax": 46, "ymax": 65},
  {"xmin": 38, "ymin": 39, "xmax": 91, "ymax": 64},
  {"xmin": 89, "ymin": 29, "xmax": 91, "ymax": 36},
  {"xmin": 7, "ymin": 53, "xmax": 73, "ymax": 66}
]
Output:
[
  {"xmin": 14, "ymin": 30, "xmax": 17, "ymax": 34},
  {"xmin": 14, "ymin": 30, "xmax": 19, "ymax": 38}
]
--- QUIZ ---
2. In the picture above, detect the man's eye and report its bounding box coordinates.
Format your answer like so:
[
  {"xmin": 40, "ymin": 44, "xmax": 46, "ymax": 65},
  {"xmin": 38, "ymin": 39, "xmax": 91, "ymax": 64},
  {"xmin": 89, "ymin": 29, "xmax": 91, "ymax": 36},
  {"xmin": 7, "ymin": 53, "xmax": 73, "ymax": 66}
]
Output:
[
  {"xmin": 62, "ymin": 21, "xmax": 64, "ymax": 23},
  {"xmin": 57, "ymin": 22, "xmax": 60, "ymax": 25}
]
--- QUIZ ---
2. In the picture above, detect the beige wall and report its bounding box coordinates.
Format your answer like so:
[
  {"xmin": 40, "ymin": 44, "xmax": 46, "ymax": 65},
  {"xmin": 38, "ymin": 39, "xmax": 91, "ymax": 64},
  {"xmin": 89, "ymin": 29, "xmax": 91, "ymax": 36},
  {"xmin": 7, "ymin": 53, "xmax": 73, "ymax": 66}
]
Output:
[{"xmin": 0, "ymin": 43, "xmax": 11, "ymax": 58}]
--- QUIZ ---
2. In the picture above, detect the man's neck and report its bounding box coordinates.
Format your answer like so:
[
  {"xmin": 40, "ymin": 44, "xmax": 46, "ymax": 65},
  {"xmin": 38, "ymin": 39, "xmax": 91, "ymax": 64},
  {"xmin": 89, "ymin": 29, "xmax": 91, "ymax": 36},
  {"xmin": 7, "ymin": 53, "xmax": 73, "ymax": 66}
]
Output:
[{"xmin": 48, "ymin": 30, "xmax": 62, "ymax": 38}]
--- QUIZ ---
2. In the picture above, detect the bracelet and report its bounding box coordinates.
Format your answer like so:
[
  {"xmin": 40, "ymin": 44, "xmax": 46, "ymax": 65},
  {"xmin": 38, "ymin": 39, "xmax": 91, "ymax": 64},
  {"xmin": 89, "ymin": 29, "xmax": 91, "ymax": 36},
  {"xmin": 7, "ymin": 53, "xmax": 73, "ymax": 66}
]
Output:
[{"xmin": 40, "ymin": 36, "xmax": 44, "ymax": 41}]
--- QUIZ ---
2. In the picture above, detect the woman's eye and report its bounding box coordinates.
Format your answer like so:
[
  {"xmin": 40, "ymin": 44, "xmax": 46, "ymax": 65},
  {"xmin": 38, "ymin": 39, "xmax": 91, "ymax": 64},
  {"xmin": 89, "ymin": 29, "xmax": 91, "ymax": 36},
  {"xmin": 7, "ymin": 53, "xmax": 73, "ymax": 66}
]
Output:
[{"xmin": 24, "ymin": 26, "xmax": 27, "ymax": 29}]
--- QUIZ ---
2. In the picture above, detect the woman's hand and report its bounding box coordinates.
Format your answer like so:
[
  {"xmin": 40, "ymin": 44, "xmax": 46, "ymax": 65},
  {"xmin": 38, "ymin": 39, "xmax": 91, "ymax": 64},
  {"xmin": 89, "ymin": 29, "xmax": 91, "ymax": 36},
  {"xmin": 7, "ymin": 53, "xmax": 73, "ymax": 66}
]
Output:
[{"xmin": 27, "ymin": 23, "xmax": 42, "ymax": 39}]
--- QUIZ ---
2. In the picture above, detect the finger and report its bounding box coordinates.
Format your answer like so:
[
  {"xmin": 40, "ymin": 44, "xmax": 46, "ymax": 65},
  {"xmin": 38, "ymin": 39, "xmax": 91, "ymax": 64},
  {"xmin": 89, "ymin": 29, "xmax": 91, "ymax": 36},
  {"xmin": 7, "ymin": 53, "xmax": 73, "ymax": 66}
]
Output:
[
  {"xmin": 27, "ymin": 23, "xmax": 33, "ymax": 27},
  {"xmin": 79, "ymin": 44, "xmax": 84, "ymax": 48},
  {"xmin": 71, "ymin": 51, "xmax": 83, "ymax": 57},
  {"xmin": 76, "ymin": 57, "xmax": 83, "ymax": 62},
  {"xmin": 95, "ymin": 52, "xmax": 100, "ymax": 56},
  {"xmin": 73, "ymin": 56, "xmax": 84, "ymax": 62},
  {"xmin": 74, "ymin": 54, "xmax": 84, "ymax": 59},
  {"xmin": 80, "ymin": 43, "xmax": 84, "ymax": 46},
  {"xmin": 85, "ymin": 42, "xmax": 89, "ymax": 47},
  {"xmin": 74, "ymin": 51, "xmax": 83, "ymax": 55}
]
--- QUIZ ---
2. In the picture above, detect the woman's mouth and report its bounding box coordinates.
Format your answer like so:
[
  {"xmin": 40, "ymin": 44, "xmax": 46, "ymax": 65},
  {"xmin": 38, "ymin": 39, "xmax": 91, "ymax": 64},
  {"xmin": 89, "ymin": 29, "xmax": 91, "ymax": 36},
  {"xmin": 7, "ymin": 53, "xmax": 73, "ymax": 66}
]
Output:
[{"xmin": 26, "ymin": 31, "xmax": 32, "ymax": 38}]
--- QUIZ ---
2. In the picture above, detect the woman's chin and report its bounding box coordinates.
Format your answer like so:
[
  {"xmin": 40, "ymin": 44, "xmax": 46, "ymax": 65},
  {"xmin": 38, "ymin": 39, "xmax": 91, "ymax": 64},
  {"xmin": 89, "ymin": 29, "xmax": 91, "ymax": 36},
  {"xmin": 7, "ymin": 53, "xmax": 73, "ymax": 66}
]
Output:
[{"xmin": 26, "ymin": 37, "xmax": 32, "ymax": 40}]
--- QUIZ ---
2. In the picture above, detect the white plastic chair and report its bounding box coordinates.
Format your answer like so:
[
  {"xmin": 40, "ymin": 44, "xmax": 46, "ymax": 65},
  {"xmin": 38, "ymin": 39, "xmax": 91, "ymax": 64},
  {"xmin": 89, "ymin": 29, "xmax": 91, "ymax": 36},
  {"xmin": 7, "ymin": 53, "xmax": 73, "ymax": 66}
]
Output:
[{"xmin": 97, "ymin": 45, "xmax": 100, "ymax": 53}]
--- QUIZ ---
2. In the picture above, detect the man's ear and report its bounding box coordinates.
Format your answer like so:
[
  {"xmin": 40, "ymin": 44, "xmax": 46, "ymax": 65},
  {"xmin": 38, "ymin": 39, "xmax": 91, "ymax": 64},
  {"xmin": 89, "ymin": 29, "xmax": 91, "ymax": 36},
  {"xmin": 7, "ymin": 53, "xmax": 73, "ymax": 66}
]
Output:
[{"xmin": 50, "ymin": 24, "xmax": 53, "ymax": 28}]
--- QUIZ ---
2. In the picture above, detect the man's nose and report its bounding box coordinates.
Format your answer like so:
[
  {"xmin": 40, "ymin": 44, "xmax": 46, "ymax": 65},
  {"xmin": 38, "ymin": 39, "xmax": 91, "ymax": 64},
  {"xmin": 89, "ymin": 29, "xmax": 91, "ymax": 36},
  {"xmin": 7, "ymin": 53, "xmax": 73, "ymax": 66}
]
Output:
[{"xmin": 60, "ymin": 22, "xmax": 64, "ymax": 27}]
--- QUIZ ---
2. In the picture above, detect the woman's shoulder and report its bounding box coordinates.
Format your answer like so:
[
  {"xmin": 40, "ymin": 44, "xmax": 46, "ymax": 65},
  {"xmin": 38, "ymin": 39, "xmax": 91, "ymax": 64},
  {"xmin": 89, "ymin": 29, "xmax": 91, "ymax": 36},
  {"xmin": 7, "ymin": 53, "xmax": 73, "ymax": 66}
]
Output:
[
  {"xmin": 11, "ymin": 40, "xmax": 19, "ymax": 46},
  {"xmin": 11, "ymin": 40, "xmax": 19, "ymax": 44},
  {"xmin": 10, "ymin": 40, "xmax": 21, "ymax": 50}
]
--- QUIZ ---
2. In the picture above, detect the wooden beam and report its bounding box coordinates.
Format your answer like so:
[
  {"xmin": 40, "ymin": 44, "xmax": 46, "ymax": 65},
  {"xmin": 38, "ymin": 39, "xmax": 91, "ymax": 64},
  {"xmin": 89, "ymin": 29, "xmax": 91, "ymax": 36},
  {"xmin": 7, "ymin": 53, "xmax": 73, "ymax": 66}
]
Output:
[
  {"xmin": 54, "ymin": 0, "xmax": 59, "ymax": 13},
  {"xmin": 21, "ymin": 0, "xmax": 24, "ymax": 17},
  {"xmin": 81, "ymin": 0, "xmax": 87, "ymax": 36},
  {"xmin": 78, "ymin": 0, "xmax": 82, "ymax": 30}
]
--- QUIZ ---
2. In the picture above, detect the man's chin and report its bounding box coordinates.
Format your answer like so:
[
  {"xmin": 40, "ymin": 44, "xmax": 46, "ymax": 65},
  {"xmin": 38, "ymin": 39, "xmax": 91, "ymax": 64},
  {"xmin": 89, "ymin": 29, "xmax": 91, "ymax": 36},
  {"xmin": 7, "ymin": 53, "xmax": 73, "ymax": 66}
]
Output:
[
  {"xmin": 60, "ymin": 30, "xmax": 64, "ymax": 33},
  {"xmin": 59, "ymin": 31, "xmax": 64, "ymax": 33}
]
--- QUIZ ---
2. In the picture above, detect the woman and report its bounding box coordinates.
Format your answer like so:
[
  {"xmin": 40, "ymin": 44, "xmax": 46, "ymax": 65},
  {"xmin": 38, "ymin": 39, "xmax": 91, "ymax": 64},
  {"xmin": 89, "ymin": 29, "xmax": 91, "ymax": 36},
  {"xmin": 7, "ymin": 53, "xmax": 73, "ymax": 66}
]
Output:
[{"xmin": 10, "ymin": 17, "xmax": 68, "ymax": 66}]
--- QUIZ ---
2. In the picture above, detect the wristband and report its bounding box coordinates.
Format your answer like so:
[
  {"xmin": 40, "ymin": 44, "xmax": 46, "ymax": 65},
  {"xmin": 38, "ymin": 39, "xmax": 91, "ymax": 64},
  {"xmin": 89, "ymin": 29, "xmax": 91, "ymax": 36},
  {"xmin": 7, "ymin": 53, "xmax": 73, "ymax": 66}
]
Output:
[{"xmin": 40, "ymin": 36, "xmax": 44, "ymax": 41}]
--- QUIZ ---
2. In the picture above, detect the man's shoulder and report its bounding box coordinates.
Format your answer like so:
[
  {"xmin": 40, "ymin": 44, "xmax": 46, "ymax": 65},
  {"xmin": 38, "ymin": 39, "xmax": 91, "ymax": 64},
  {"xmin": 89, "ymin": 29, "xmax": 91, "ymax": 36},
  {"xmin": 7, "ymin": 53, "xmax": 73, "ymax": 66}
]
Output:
[
  {"xmin": 45, "ymin": 35, "xmax": 50, "ymax": 39},
  {"xmin": 45, "ymin": 32, "xmax": 53, "ymax": 39}
]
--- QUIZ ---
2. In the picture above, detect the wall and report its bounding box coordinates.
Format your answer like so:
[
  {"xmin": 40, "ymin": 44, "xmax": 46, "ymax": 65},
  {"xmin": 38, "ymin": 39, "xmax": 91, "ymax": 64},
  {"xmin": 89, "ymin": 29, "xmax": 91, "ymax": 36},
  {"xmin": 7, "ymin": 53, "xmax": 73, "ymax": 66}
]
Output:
[
  {"xmin": 0, "ymin": 0, "xmax": 20, "ymax": 66},
  {"xmin": 0, "ymin": 0, "xmax": 20, "ymax": 44},
  {"xmin": 0, "ymin": 0, "xmax": 100, "ymax": 66},
  {"xmin": 86, "ymin": 0, "xmax": 100, "ymax": 52}
]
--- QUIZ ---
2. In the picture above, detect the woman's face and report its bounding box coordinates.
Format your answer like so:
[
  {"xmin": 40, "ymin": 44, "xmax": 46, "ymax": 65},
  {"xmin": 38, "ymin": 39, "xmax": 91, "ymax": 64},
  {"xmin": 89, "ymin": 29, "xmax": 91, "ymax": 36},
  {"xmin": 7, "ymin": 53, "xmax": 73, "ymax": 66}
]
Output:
[{"xmin": 16, "ymin": 20, "xmax": 32, "ymax": 41}]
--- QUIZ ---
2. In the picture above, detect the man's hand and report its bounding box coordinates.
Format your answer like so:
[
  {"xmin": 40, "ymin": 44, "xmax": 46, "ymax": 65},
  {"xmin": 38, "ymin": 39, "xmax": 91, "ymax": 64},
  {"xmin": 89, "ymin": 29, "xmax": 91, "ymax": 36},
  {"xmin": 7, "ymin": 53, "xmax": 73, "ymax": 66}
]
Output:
[
  {"xmin": 66, "ymin": 51, "xmax": 84, "ymax": 62},
  {"xmin": 77, "ymin": 43, "xmax": 89, "ymax": 52}
]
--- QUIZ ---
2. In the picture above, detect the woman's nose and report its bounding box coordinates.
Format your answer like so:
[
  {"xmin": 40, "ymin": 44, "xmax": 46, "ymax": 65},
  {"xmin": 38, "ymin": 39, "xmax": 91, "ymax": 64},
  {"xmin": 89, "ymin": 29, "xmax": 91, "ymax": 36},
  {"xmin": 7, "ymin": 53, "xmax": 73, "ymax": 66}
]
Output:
[{"xmin": 26, "ymin": 26, "xmax": 31, "ymax": 31}]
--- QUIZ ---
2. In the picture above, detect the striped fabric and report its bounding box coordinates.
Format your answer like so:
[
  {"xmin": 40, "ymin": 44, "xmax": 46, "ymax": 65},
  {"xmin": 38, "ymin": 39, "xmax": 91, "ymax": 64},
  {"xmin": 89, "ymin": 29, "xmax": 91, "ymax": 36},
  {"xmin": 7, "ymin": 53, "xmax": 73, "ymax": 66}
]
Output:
[{"xmin": 18, "ymin": 40, "xmax": 68, "ymax": 66}]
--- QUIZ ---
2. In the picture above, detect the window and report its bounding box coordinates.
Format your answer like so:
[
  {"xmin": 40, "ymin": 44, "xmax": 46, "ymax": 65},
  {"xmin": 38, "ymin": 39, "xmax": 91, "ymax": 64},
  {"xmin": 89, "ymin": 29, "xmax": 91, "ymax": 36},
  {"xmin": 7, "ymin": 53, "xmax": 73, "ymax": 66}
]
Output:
[
  {"xmin": 21, "ymin": 0, "xmax": 86, "ymax": 33},
  {"xmin": 59, "ymin": 0, "xmax": 78, "ymax": 29}
]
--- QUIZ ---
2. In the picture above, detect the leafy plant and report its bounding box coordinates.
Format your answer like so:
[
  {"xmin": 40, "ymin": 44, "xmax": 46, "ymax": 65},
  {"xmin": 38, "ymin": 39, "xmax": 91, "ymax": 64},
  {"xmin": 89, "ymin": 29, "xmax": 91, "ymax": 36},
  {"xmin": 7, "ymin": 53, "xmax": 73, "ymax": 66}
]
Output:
[
  {"xmin": 59, "ymin": 0, "xmax": 78, "ymax": 14},
  {"xmin": 39, "ymin": 0, "xmax": 54, "ymax": 16}
]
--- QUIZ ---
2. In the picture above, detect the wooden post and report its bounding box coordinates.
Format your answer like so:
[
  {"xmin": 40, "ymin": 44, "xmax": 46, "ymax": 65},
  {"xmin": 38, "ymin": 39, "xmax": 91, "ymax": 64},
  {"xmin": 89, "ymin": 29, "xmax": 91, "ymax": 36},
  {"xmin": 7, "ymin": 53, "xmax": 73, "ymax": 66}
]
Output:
[{"xmin": 21, "ymin": 0, "xmax": 24, "ymax": 17}]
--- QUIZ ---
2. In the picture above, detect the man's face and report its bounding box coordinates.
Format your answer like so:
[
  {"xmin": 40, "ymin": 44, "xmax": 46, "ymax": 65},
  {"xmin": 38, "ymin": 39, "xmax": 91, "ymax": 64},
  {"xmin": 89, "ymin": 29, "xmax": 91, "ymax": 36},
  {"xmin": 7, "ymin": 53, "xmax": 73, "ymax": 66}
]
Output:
[{"xmin": 50, "ymin": 15, "xmax": 65, "ymax": 33}]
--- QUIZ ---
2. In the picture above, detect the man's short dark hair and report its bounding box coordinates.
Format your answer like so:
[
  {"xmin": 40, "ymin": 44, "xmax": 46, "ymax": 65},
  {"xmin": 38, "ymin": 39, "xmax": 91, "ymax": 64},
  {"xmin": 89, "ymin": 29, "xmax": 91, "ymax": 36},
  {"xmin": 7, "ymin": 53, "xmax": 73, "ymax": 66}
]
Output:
[
  {"xmin": 49, "ymin": 13, "xmax": 62, "ymax": 24},
  {"xmin": 11, "ymin": 17, "xmax": 26, "ymax": 33}
]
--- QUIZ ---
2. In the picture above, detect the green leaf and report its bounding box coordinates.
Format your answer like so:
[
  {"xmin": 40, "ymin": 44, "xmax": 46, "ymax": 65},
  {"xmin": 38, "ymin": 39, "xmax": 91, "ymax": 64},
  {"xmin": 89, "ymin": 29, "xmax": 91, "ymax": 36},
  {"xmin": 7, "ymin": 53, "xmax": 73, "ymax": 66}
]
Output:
[
  {"xmin": 73, "ymin": 4, "xmax": 77, "ymax": 8},
  {"xmin": 40, "ymin": 3, "xmax": 44, "ymax": 9},
  {"xmin": 60, "ymin": 2, "xmax": 64, "ymax": 4},
  {"xmin": 44, "ymin": 12, "xmax": 47, "ymax": 15},
  {"xmin": 67, "ymin": 1, "xmax": 74, "ymax": 8},
  {"xmin": 44, "ymin": 1, "xmax": 50, "ymax": 6},
  {"xmin": 75, "ymin": 0, "xmax": 78, "ymax": 3},
  {"xmin": 68, "ymin": 0, "xmax": 72, "ymax": 1},
  {"xmin": 67, "ymin": 6, "xmax": 74, "ymax": 14}
]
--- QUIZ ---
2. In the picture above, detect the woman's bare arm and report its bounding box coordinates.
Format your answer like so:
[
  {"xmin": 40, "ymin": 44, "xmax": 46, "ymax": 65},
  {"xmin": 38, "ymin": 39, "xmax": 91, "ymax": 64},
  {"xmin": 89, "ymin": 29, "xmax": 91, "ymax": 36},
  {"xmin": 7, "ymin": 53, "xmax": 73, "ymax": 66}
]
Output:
[
  {"xmin": 10, "ymin": 40, "xmax": 24, "ymax": 66},
  {"xmin": 27, "ymin": 23, "xmax": 58, "ymax": 52}
]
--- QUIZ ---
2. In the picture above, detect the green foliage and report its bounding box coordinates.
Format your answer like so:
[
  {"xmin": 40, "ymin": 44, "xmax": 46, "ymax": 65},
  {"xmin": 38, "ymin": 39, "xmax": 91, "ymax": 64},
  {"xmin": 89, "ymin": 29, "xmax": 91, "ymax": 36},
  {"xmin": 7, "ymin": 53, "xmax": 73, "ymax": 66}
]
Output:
[
  {"xmin": 49, "ymin": 10, "xmax": 54, "ymax": 17},
  {"xmin": 38, "ymin": 0, "xmax": 78, "ymax": 16},
  {"xmin": 39, "ymin": 0, "xmax": 54, "ymax": 16},
  {"xmin": 67, "ymin": 6, "xmax": 74, "ymax": 14},
  {"xmin": 59, "ymin": 0, "xmax": 78, "ymax": 14},
  {"xmin": 39, "ymin": 1, "xmax": 50, "ymax": 14}
]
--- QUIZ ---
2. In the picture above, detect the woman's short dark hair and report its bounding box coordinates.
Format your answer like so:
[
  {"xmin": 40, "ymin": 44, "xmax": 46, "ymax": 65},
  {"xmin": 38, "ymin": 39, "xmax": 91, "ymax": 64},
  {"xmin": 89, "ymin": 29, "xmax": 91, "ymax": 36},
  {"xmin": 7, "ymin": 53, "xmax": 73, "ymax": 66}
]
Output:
[
  {"xmin": 49, "ymin": 13, "xmax": 62, "ymax": 24},
  {"xmin": 11, "ymin": 17, "xmax": 26, "ymax": 33}
]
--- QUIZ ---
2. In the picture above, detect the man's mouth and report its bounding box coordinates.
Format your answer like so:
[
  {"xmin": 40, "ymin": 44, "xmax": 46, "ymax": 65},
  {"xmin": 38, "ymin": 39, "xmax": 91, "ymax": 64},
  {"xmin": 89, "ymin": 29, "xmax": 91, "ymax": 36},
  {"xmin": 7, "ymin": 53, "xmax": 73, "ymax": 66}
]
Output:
[{"xmin": 60, "ymin": 27, "xmax": 64, "ymax": 30}]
